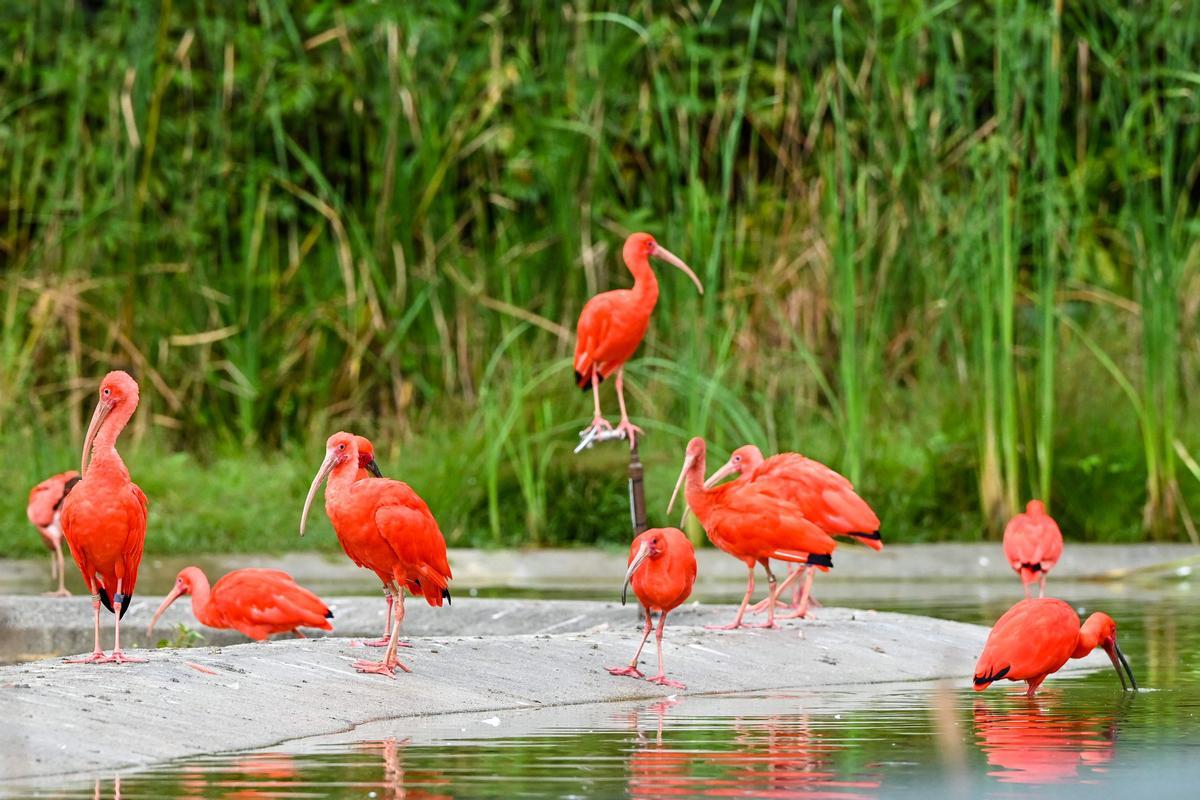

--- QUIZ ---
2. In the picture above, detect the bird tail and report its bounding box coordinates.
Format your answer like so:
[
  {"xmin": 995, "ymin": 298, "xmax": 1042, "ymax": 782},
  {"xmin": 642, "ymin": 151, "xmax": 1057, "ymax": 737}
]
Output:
[
  {"xmin": 805, "ymin": 552, "xmax": 833, "ymax": 571},
  {"xmin": 842, "ymin": 530, "xmax": 884, "ymax": 551},
  {"xmin": 575, "ymin": 368, "xmax": 605, "ymax": 391},
  {"xmin": 97, "ymin": 587, "xmax": 133, "ymax": 619}
]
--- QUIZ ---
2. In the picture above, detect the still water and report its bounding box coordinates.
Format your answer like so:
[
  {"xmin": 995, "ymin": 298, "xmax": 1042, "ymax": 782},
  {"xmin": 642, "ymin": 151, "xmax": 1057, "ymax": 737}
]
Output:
[{"xmin": 16, "ymin": 588, "xmax": 1198, "ymax": 799}]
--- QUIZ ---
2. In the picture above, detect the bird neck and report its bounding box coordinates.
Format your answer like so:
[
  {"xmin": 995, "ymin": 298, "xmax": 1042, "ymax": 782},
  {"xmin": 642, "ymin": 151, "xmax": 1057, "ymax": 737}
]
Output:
[
  {"xmin": 89, "ymin": 401, "xmax": 138, "ymax": 470},
  {"xmin": 627, "ymin": 252, "xmax": 659, "ymax": 304},
  {"xmin": 683, "ymin": 457, "xmax": 711, "ymax": 517},
  {"xmin": 1073, "ymin": 616, "xmax": 1107, "ymax": 659},
  {"xmin": 187, "ymin": 574, "xmax": 217, "ymax": 627},
  {"xmin": 326, "ymin": 459, "xmax": 359, "ymax": 498}
]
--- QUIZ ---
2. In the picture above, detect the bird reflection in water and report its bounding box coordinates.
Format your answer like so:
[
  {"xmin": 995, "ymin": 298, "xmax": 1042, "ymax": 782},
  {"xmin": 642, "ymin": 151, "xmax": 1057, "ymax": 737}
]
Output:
[
  {"xmin": 360, "ymin": 737, "xmax": 452, "ymax": 800},
  {"xmin": 973, "ymin": 699, "xmax": 1117, "ymax": 785},
  {"xmin": 623, "ymin": 699, "xmax": 880, "ymax": 799}
]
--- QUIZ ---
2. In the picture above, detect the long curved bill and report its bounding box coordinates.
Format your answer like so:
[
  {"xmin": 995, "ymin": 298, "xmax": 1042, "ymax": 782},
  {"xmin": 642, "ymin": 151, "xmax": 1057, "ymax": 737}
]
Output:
[
  {"xmin": 704, "ymin": 460, "xmax": 739, "ymax": 489},
  {"xmin": 651, "ymin": 244, "xmax": 704, "ymax": 295},
  {"xmin": 622, "ymin": 541, "xmax": 651, "ymax": 606},
  {"xmin": 80, "ymin": 399, "xmax": 113, "ymax": 476},
  {"xmin": 365, "ymin": 458, "xmax": 383, "ymax": 478},
  {"xmin": 300, "ymin": 450, "xmax": 336, "ymax": 537},
  {"xmin": 1108, "ymin": 641, "xmax": 1138, "ymax": 691},
  {"xmin": 147, "ymin": 587, "xmax": 185, "ymax": 638},
  {"xmin": 667, "ymin": 453, "xmax": 694, "ymax": 516}
]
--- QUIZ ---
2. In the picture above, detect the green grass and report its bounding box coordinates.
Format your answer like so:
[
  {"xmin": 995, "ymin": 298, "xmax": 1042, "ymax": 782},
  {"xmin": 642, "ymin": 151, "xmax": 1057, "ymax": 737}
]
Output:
[{"xmin": 2, "ymin": 1, "xmax": 1199, "ymax": 556}]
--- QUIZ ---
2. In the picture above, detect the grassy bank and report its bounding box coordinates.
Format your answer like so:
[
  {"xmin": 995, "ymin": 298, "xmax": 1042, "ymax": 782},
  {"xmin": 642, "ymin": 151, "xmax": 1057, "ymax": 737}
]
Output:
[{"xmin": 3, "ymin": 1, "xmax": 1199, "ymax": 554}]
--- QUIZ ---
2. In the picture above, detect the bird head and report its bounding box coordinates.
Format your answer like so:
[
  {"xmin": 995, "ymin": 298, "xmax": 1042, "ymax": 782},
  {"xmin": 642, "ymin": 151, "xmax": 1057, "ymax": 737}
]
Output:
[
  {"xmin": 355, "ymin": 435, "xmax": 383, "ymax": 477},
  {"xmin": 81, "ymin": 370, "xmax": 140, "ymax": 476},
  {"xmin": 704, "ymin": 444, "xmax": 766, "ymax": 489},
  {"xmin": 299, "ymin": 432, "xmax": 360, "ymax": 536},
  {"xmin": 668, "ymin": 437, "xmax": 707, "ymax": 524},
  {"xmin": 1026, "ymin": 499, "xmax": 1046, "ymax": 515},
  {"xmin": 147, "ymin": 566, "xmax": 204, "ymax": 638},
  {"xmin": 624, "ymin": 232, "xmax": 704, "ymax": 294},
  {"xmin": 621, "ymin": 529, "xmax": 668, "ymax": 606},
  {"xmin": 1083, "ymin": 612, "xmax": 1138, "ymax": 692}
]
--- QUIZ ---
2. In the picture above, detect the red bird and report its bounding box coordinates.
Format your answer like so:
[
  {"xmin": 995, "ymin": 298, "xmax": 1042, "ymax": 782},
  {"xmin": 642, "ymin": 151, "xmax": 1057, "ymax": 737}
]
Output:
[
  {"xmin": 1002, "ymin": 500, "xmax": 1064, "ymax": 598},
  {"xmin": 146, "ymin": 566, "xmax": 334, "ymax": 642},
  {"xmin": 607, "ymin": 527, "xmax": 697, "ymax": 689},
  {"xmin": 705, "ymin": 444, "xmax": 882, "ymax": 619},
  {"xmin": 973, "ymin": 598, "xmax": 1137, "ymax": 696},
  {"xmin": 300, "ymin": 432, "xmax": 452, "ymax": 676},
  {"xmin": 26, "ymin": 470, "xmax": 81, "ymax": 596},
  {"xmin": 60, "ymin": 370, "xmax": 148, "ymax": 664},
  {"xmin": 573, "ymin": 232, "xmax": 703, "ymax": 447},
  {"xmin": 669, "ymin": 437, "xmax": 835, "ymax": 630}
]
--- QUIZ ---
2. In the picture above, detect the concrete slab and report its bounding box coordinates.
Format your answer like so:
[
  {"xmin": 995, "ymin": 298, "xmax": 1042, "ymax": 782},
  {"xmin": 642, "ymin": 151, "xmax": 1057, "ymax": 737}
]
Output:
[{"xmin": 1, "ymin": 602, "xmax": 1103, "ymax": 790}]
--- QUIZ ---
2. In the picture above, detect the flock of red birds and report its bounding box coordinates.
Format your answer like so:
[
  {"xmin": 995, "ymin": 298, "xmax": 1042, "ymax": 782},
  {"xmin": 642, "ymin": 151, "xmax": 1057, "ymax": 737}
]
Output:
[{"xmin": 25, "ymin": 232, "xmax": 1136, "ymax": 695}]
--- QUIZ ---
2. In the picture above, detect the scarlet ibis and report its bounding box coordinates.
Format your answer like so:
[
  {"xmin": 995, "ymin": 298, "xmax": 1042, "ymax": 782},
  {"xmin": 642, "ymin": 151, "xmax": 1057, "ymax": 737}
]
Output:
[
  {"xmin": 147, "ymin": 566, "xmax": 333, "ymax": 641},
  {"xmin": 60, "ymin": 370, "xmax": 148, "ymax": 664},
  {"xmin": 339, "ymin": 434, "xmax": 396, "ymax": 648},
  {"xmin": 607, "ymin": 527, "xmax": 697, "ymax": 689},
  {"xmin": 973, "ymin": 597, "xmax": 1137, "ymax": 696},
  {"xmin": 26, "ymin": 470, "xmax": 81, "ymax": 596},
  {"xmin": 573, "ymin": 232, "xmax": 703, "ymax": 447},
  {"xmin": 300, "ymin": 431, "xmax": 452, "ymax": 676},
  {"xmin": 705, "ymin": 444, "xmax": 882, "ymax": 618},
  {"xmin": 669, "ymin": 437, "xmax": 835, "ymax": 630},
  {"xmin": 1002, "ymin": 500, "xmax": 1063, "ymax": 598}
]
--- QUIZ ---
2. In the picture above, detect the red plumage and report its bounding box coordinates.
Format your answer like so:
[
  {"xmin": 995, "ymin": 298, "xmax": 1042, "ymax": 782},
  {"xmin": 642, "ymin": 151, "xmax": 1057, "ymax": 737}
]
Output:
[{"xmin": 1002, "ymin": 500, "xmax": 1064, "ymax": 597}]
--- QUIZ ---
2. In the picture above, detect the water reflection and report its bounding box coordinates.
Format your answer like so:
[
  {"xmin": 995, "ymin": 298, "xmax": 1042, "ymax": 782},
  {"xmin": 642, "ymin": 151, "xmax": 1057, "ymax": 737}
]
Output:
[{"xmin": 973, "ymin": 699, "xmax": 1117, "ymax": 784}]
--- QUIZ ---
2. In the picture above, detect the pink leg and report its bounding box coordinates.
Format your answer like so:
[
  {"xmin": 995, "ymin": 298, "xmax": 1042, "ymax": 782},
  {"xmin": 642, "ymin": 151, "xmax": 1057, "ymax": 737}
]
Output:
[
  {"xmin": 607, "ymin": 607, "xmax": 652, "ymax": 679},
  {"xmin": 613, "ymin": 367, "xmax": 644, "ymax": 448},
  {"xmin": 589, "ymin": 366, "xmax": 613, "ymax": 432},
  {"xmin": 103, "ymin": 579, "xmax": 146, "ymax": 664},
  {"xmin": 1038, "ymin": 574, "xmax": 1047, "ymax": 598},
  {"xmin": 743, "ymin": 563, "xmax": 780, "ymax": 629},
  {"xmin": 355, "ymin": 591, "xmax": 411, "ymax": 677},
  {"xmin": 1025, "ymin": 675, "xmax": 1047, "ymax": 697},
  {"xmin": 706, "ymin": 565, "xmax": 758, "ymax": 630},
  {"xmin": 777, "ymin": 568, "xmax": 817, "ymax": 620},
  {"xmin": 66, "ymin": 590, "xmax": 106, "ymax": 664},
  {"xmin": 647, "ymin": 612, "xmax": 686, "ymax": 689},
  {"xmin": 355, "ymin": 588, "xmax": 410, "ymax": 647}
]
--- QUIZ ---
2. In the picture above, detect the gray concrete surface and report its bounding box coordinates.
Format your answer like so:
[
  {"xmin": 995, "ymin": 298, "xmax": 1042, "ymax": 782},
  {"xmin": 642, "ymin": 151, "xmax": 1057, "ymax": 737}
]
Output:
[
  {"xmin": 0, "ymin": 601, "xmax": 1105, "ymax": 790},
  {"xmin": 3, "ymin": 542, "xmax": 1196, "ymax": 597}
]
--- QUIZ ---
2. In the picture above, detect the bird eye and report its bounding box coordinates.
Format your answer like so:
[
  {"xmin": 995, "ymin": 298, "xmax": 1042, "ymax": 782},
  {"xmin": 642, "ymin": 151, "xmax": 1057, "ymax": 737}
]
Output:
[
  {"xmin": 102, "ymin": 388, "xmax": 111, "ymax": 396},
  {"xmin": 338, "ymin": 443, "xmax": 345, "ymax": 451}
]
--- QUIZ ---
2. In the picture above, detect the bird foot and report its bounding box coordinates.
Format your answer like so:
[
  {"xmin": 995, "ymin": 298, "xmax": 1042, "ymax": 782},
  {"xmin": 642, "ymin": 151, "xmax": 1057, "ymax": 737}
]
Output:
[
  {"xmin": 615, "ymin": 418, "xmax": 643, "ymax": 448},
  {"xmin": 352, "ymin": 637, "xmax": 411, "ymax": 648},
  {"xmin": 703, "ymin": 621, "xmax": 748, "ymax": 631},
  {"xmin": 588, "ymin": 416, "xmax": 614, "ymax": 433},
  {"xmin": 354, "ymin": 658, "xmax": 412, "ymax": 677},
  {"xmin": 43, "ymin": 588, "xmax": 72, "ymax": 598},
  {"xmin": 64, "ymin": 651, "xmax": 107, "ymax": 664},
  {"xmin": 743, "ymin": 621, "xmax": 780, "ymax": 630},
  {"xmin": 647, "ymin": 674, "xmax": 686, "ymax": 690},
  {"xmin": 101, "ymin": 650, "xmax": 147, "ymax": 664},
  {"xmin": 776, "ymin": 609, "xmax": 811, "ymax": 621},
  {"xmin": 606, "ymin": 665, "xmax": 646, "ymax": 680},
  {"xmin": 747, "ymin": 599, "xmax": 770, "ymax": 614}
]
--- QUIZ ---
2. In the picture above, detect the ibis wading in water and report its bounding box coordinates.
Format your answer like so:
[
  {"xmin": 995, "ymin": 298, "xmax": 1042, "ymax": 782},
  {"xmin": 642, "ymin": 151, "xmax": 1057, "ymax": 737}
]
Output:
[
  {"xmin": 573, "ymin": 232, "xmax": 703, "ymax": 447},
  {"xmin": 147, "ymin": 566, "xmax": 334, "ymax": 642},
  {"xmin": 607, "ymin": 527, "xmax": 697, "ymax": 689},
  {"xmin": 1002, "ymin": 500, "xmax": 1063, "ymax": 598},
  {"xmin": 301, "ymin": 432, "xmax": 452, "ymax": 677},
  {"xmin": 26, "ymin": 470, "xmax": 81, "ymax": 596},
  {"xmin": 973, "ymin": 597, "xmax": 1137, "ymax": 697},
  {"xmin": 670, "ymin": 437, "xmax": 835, "ymax": 630},
  {"xmin": 60, "ymin": 370, "xmax": 148, "ymax": 664},
  {"xmin": 705, "ymin": 444, "xmax": 881, "ymax": 618}
]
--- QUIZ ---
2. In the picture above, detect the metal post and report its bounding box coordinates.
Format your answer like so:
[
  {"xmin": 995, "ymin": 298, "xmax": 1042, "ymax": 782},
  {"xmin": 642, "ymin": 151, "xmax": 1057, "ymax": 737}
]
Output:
[{"xmin": 628, "ymin": 439, "xmax": 648, "ymax": 536}]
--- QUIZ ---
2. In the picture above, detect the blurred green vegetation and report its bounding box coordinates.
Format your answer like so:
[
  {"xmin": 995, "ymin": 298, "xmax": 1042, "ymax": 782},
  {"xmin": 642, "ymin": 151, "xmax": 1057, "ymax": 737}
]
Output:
[{"xmin": 3, "ymin": 1, "xmax": 1200, "ymax": 556}]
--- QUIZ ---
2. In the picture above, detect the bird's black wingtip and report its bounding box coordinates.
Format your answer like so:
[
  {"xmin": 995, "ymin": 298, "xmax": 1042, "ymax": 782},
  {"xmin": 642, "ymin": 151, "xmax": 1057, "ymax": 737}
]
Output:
[
  {"xmin": 807, "ymin": 553, "xmax": 834, "ymax": 568},
  {"xmin": 325, "ymin": 609, "xmax": 334, "ymax": 619},
  {"xmin": 443, "ymin": 587, "xmax": 452, "ymax": 606}
]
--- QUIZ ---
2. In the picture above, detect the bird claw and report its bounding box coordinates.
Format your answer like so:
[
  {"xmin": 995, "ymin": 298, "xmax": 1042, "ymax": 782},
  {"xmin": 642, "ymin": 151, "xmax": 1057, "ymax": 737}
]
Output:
[
  {"xmin": 43, "ymin": 589, "xmax": 72, "ymax": 598},
  {"xmin": 64, "ymin": 651, "xmax": 107, "ymax": 664},
  {"xmin": 606, "ymin": 665, "xmax": 646, "ymax": 680},
  {"xmin": 102, "ymin": 650, "xmax": 147, "ymax": 664},
  {"xmin": 647, "ymin": 674, "xmax": 686, "ymax": 690},
  {"xmin": 743, "ymin": 621, "xmax": 779, "ymax": 630},
  {"xmin": 354, "ymin": 658, "xmax": 411, "ymax": 677},
  {"xmin": 703, "ymin": 622, "xmax": 747, "ymax": 631},
  {"xmin": 615, "ymin": 419, "xmax": 644, "ymax": 448},
  {"xmin": 575, "ymin": 421, "xmax": 627, "ymax": 453}
]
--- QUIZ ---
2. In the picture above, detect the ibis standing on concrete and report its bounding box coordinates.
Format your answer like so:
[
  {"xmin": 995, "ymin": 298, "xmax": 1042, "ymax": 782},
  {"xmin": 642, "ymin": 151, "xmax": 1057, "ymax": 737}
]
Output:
[
  {"xmin": 973, "ymin": 598, "xmax": 1137, "ymax": 696},
  {"xmin": 301, "ymin": 432, "xmax": 452, "ymax": 677},
  {"xmin": 147, "ymin": 566, "xmax": 334, "ymax": 642},
  {"xmin": 607, "ymin": 527, "xmax": 697, "ymax": 689},
  {"xmin": 705, "ymin": 444, "xmax": 882, "ymax": 618},
  {"xmin": 670, "ymin": 437, "xmax": 836, "ymax": 630},
  {"xmin": 1002, "ymin": 500, "xmax": 1063, "ymax": 598},
  {"xmin": 573, "ymin": 232, "xmax": 703, "ymax": 447},
  {"xmin": 26, "ymin": 470, "xmax": 81, "ymax": 596},
  {"xmin": 60, "ymin": 370, "xmax": 148, "ymax": 664}
]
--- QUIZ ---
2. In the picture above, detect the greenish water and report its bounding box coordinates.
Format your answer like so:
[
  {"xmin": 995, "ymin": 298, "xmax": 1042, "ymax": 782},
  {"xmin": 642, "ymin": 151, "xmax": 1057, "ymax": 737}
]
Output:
[{"xmin": 15, "ymin": 591, "xmax": 1198, "ymax": 799}]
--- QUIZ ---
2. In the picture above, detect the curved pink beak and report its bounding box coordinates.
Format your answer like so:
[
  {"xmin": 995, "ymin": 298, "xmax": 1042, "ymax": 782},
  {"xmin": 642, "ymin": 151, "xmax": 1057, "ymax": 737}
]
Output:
[
  {"xmin": 299, "ymin": 449, "xmax": 337, "ymax": 536},
  {"xmin": 704, "ymin": 460, "xmax": 740, "ymax": 489},
  {"xmin": 80, "ymin": 398, "xmax": 114, "ymax": 476},
  {"xmin": 621, "ymin": 541, "xmax": 652, "ymax": 606},
  {"xmin": 651, "ymin": 244, "xmax": 703, "ymax": 295},
  {"xmin": 667, "ymin": 452, "xmax": 696, "ymax": 528},
  {"xmin": 147, "ymin": 586, "xmax": 186, "ymax": 638}
]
